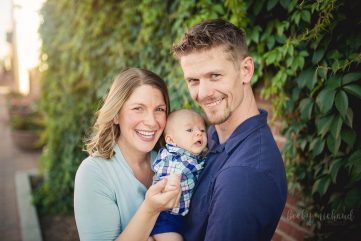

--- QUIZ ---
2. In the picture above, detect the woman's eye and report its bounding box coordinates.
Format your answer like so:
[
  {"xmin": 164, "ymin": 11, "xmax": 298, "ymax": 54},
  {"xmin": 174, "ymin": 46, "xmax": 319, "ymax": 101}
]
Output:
[
  {"xmin": 186, "ymin": 129, "xmax": 193, "ymax": 132},
  {"xmin": 132, "ymin": 107, "xmax": 142, "ymax": 111},
  {"xmin": 156, "ymin": 107, "xmax": 166, "ymax": 112}
]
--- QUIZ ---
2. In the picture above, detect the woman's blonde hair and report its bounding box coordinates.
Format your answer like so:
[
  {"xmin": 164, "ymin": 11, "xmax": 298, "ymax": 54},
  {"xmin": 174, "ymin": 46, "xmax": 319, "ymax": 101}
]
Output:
[{"xmin": 85, "ymin": 68, "xmax": 170, "ymax": 159}]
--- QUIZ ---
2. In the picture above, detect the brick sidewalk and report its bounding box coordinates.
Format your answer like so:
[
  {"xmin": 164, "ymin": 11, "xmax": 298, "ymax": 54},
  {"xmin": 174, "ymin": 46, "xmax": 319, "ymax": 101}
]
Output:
[{"xmin": 0, "ymin": 93, "xmax": 40, "ymax": 241}]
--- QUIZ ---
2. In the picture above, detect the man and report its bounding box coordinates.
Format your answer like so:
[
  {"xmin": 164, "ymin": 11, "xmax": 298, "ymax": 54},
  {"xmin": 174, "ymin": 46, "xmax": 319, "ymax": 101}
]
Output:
[{"xmin": 172, "ymin": 19, "xmax": 288, "ymax": 241}]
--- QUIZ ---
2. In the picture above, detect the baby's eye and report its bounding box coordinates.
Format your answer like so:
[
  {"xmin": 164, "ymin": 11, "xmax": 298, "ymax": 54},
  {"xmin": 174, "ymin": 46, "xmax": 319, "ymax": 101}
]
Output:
[
  {"xmin": 186, "ymin": 129, "xmax": 193, "ymax": 132},
  {"xmin": 200, "ymin": 129, "xmax": 206, "ymax": 133}
]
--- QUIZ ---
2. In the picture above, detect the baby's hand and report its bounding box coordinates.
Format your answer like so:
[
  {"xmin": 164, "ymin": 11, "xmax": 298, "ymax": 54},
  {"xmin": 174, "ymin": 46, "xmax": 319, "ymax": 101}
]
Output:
[{"xmin": 164, "ymin": 173, "xmax": 181, "ymax": 192}]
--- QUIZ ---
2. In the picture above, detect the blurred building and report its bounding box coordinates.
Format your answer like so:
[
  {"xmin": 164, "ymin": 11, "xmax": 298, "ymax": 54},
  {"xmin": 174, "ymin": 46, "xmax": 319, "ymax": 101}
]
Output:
[{"xmin": 8, "ymin": 0, "xmax": 44, "ymax": 98}]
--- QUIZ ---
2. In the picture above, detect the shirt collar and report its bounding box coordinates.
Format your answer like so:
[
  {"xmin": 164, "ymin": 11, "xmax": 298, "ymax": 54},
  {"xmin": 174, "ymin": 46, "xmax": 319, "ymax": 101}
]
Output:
[
  {"xmin": 208, "ymin": 109, "xmax": 268, "ymax": 154},
  {"xmin": 166, "ymin": 143, "xmax": 199, "ymax": 159}
]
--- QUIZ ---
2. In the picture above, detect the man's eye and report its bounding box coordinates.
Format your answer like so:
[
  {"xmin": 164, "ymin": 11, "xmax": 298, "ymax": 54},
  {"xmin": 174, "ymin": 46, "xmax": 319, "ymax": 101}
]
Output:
[
  {"xmin": 186, "ymin": 129, "xmax": 193, "ymax": 132},
  {"xmin": 188, "ymin": 79, "xmax": 199, "ymax": 85},
  {"xmin": 211, "ymin": 74, "xmax": 221, "ymax": 79}
]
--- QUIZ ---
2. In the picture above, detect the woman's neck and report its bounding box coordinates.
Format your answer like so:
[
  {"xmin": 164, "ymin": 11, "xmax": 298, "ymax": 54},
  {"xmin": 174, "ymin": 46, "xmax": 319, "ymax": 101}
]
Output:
[
  {"xmin": 117, "ymin": 137, "xmax": 153, "ymax": 188},
  {"xmin": 117, "ymin": 138, "xmax": 148, "ymax": 166}
]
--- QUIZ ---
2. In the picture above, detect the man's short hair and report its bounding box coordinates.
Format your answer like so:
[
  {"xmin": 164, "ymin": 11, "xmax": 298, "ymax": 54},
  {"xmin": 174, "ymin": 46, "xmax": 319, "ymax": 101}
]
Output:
[{"xmin": 172, "ymin": 19, "xmax": 248, "ymax": 62}]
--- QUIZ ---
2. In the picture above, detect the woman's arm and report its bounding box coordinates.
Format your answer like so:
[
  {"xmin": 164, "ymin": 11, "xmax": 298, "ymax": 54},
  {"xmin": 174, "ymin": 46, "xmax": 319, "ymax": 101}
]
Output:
[
  {"xmin": 116, "ymin": 175, "xmax": 181, "ymax": 241},
  {"xmin": 74, "ymin": 159, "xmax": 123, "ymax": 241},
  {"xmin": 74, "ymin": 158, "xmax": 180, "ymax": 241}
]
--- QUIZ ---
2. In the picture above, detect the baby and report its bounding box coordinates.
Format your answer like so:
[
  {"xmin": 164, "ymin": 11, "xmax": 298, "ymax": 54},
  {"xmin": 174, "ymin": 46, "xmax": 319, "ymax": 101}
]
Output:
[{"xmin": 151, "ymin": 109, "xmax": 208, "ymax": 241}]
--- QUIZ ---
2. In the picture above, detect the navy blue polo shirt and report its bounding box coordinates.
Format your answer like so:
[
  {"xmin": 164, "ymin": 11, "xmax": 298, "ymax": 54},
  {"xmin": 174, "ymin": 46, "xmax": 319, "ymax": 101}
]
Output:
[{"xmin": 182, "ymin": 109, "xmax": 288, "ymax": 241}]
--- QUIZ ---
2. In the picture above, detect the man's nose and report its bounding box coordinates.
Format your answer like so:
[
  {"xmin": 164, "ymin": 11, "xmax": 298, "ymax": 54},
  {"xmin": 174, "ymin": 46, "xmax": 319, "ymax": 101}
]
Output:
[{"xmin": 197, "ymin": 80, "xmax": 213, "ymax": 100}]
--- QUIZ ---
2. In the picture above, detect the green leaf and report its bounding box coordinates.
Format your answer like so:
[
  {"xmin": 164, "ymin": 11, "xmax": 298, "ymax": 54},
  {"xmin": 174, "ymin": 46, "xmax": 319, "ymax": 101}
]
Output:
[
  {"xmin": 267, "ymin": 36, "xmax": 276, "ymax": 49},
  {"xmin": 342, "ymin": 72, "xmax": 361, "ymax": 85},
  {"xmin": 296, "ymin": 68, "xmax": 314, "ymax": 89},
  {"xmin": 348, "ymin": 150, "xmax": 361, "ymax": 180},
  {"xmin": 267, "ymin": 0, "xmax": 278, "ymax": 10},
  {"xmin": 299, "ymin": 98, "xmax": 313, "ymax": 120},
  {"xmin": 317, "ymin": 114, "xmax": 334, "ymax": 137},
  {"xmin": 316, "ymin": 88, "xmax": 336, "ymax": 113},
  {"xmin": 341, "ymin": 128, "xmax": 356, "ymax": 147},
  {"xmin": 345, "ymin": 108, "xmax": 353, "ymax": 127},
  {"xmin": 343, "ymin": 84, "xmax": 361, "ymax": 99},
  {"xmin": 345, "ymin": 188, "xmax": 361, "ymax": 208},
  {"xmin": 265, "ymin": 50, "xmax": 277, "ymax": 64},
  {"xmin": 317, "ymin": 67, "xmax": 328, "ymax": 79},
  {"xmin": 327, "ymin": 133, "xmax": 341, "ymax": 155},
  {"xmin": 288, "ymin": 0, "xmax": 297, "ymax": 12},
  {"xmin": 310, "ymin": 138, "xmax": 325, "ymax": 157},
  {"xmin": 312, "ymin": 49, "xmax": 326, "ymax": 64},
  {"xmin": 330, "ymin": 115, "xmax": 342, "ymax": 139},
  {"xmin": 312, "ymin": 176, "xmax": 331, "ymax": 196},
  {"xmin": 253, "ymin": 0, "xmax": 265, "ymax": 15},
  {"xmin": 326, "ymin": 75, "xmax": 341, "ymax": 89},
  {"xmin": 280, "ymin": 0, "xmax": 289, "ymax": 9},
  {"xmin": 334, "ymin": 90, "xmax": 348, "ymax": 118},
  {"xmin": 348, "ymin": 150, "xmax": 361, "ymax": 165},
  {"xmin": 301, "ymin": 10, "xmax": 311, "ymax": 23},
  {"xmin": 329, "ymin": 158, "xmax": 343, "ymax": 183}
]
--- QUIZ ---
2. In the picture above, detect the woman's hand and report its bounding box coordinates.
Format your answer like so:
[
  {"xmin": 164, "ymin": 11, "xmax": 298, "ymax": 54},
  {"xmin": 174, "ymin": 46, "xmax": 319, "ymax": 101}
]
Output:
[{"xmin": 143, "ymin": 173, "xmax": 181, "ymax": 214}]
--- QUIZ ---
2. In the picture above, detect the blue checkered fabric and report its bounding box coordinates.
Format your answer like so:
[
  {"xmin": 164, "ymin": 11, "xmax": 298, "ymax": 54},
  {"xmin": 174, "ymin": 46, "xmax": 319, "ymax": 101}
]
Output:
[{"xmin": 152, "ymin": 144, "xmax": 205, "ymax": 216}]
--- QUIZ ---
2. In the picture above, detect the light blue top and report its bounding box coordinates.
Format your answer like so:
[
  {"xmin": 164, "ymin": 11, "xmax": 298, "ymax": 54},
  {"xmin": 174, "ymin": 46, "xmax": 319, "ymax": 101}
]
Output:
[{"xmin": 74, "ymin": 144, "xmax": 157, "ymax": 241}]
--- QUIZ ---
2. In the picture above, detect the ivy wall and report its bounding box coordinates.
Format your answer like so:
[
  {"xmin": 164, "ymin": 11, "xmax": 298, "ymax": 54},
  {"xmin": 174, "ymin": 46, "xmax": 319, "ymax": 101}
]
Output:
[{"xmin": 36, "ymin": 0, "xmax": 361, "ymax": 239}]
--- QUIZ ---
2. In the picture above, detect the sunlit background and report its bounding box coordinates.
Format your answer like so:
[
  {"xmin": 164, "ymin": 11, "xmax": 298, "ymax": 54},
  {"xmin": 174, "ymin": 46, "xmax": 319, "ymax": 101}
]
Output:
[{"xmin": 0, "ymin": 0, "xmax": 43, "ymax": 94}]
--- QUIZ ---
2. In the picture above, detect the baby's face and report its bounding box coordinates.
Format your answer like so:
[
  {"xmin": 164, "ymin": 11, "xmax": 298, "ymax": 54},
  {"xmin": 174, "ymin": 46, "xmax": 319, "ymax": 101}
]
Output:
[{"xmin": 166, "ymin": 113, "xmax": 207, "ymax": 155}]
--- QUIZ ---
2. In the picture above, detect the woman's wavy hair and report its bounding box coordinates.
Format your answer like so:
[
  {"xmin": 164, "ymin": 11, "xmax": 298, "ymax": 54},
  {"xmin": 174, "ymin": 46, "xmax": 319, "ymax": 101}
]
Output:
[{"xmin": 85, "ymin": 68, "xmax": 170, "ymax": 159}]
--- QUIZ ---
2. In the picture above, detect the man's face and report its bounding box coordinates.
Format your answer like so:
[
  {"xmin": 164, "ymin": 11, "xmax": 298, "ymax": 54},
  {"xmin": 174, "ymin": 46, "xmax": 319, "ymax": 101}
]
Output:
[{"xmin": 180, "ymin": 46, "xmax": 244, "ymax": 125}]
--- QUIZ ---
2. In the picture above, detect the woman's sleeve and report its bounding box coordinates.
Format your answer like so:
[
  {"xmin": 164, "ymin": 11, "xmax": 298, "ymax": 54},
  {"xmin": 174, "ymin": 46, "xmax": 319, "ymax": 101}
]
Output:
[{"xmin": 74, "ymin": 158, "xmax": 121, "ymax": 241}]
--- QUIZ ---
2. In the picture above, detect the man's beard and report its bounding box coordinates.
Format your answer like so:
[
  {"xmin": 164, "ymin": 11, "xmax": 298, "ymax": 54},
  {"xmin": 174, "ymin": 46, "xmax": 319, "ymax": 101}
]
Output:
[{"xmin": 204, "ymin": 105, "xmax": 232, "ymax": 125}]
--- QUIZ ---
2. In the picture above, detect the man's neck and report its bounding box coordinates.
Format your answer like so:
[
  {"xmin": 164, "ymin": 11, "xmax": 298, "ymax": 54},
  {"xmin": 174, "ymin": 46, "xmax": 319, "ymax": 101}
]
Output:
[{"xmin": 215, "ymin": 88, "xmax": 259, "ymax": 144}]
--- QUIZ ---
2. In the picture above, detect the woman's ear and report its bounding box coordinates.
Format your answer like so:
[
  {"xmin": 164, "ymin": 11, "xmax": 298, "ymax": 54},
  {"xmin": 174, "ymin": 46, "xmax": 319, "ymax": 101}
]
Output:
[
  {"xmin": 240, "ymin": 56, "xmax": 254, "ymax": 84},
  {"xmin": 165, "ymin": 135, "xmax": 174, "ymax": 145},
  {"xmin": 113, "ymin": 115, "xmax": 119, "ymax": 124}
]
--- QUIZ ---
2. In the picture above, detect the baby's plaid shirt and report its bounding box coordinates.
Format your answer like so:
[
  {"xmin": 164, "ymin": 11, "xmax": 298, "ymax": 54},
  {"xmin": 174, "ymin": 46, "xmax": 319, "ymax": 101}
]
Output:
[{"xmin": 152, "ymin": 144, "xmax": 205, "ymax": 216}]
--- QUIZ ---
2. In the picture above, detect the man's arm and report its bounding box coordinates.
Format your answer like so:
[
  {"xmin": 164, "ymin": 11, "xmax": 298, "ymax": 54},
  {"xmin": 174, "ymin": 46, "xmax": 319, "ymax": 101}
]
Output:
[{"xmin": 204, "ymin": 166, "xmax": 283, "ymax": 241}]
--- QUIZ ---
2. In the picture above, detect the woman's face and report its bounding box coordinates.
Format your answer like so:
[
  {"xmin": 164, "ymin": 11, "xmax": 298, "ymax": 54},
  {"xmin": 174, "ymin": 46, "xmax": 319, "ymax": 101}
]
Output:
[{"xmin": 117, "ymin": 85, "xmax": 167, "ymax": 154}]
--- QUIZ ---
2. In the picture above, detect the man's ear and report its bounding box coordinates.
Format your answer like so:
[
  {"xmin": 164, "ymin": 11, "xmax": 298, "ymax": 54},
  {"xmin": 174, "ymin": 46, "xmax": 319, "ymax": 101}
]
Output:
[
  {"xmin": 240, "ymin": 56, "xmax": 254, "ymax": 84},
  {"xmin": 165, "ymin": 135, "xmax": 175, "ymax": 145}
]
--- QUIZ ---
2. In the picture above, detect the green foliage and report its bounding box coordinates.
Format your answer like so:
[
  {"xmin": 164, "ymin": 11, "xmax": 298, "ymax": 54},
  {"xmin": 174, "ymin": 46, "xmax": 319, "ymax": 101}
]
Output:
[
  {"xmin": 37, "ymin": 0, "xmax": 360, "ymax": 239},
  {"xmin": 6, "ymin": 93, "xmax": 45, "ymax": 132}
]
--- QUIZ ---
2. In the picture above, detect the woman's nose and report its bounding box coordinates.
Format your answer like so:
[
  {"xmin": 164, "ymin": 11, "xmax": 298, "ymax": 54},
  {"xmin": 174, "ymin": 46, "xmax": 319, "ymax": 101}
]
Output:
[{"xmin": 144, "ymin": 111, "xmax": 157, "ymax": 127}]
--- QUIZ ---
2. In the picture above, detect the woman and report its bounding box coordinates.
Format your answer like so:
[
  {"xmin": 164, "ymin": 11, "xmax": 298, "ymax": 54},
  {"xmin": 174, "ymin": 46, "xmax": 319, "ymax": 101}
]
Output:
[{"xmin": 74, "ymin": 68, "xmax": 181, "ymax": 241}]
